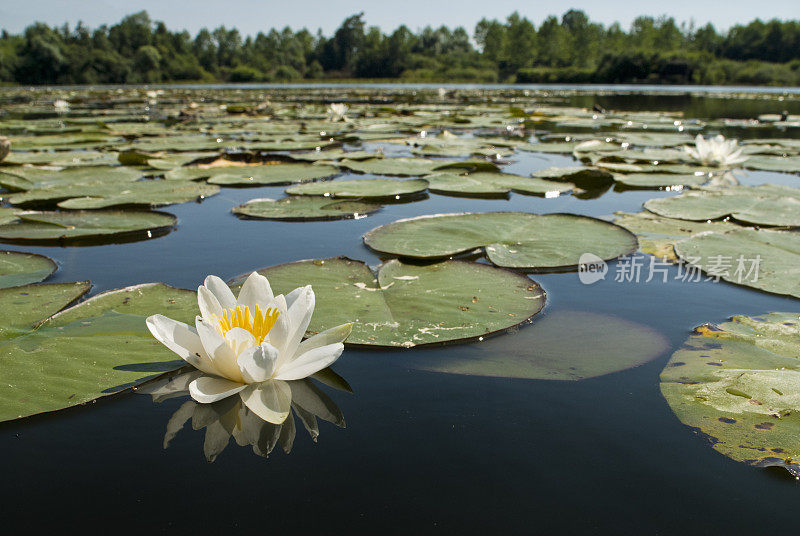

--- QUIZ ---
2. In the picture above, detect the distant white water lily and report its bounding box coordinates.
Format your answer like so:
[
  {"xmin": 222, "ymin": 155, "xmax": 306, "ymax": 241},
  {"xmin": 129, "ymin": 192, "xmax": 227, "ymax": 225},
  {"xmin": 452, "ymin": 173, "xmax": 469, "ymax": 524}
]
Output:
[
  {"xmin": 684, "ymin": 134, "xmax": 748, "ymax": 167},
  {"xmin": 53, "ymin": 99, "xmax": 69, "ymax": 112},
  {"xmin": 0, "ymin": 136, "xmax": 9, "ymax": 162},
  {"xmin": 327, "ymin": 103, "xmax": 348, "ymax": 122},
  {"xmin": 146, "ymin": 272, "xmax": 352, "ymax": 423},
  {"xmin": 437, "ymin": 87, "xmax": 447, "ymax": 99}
]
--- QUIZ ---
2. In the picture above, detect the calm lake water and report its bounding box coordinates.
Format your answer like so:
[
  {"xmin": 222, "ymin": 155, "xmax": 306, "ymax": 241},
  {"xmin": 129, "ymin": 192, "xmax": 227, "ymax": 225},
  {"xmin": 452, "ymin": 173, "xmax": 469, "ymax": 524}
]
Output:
[{"xmin": 0, "ymin": 87, "xmax": 798, "ymax": 534}]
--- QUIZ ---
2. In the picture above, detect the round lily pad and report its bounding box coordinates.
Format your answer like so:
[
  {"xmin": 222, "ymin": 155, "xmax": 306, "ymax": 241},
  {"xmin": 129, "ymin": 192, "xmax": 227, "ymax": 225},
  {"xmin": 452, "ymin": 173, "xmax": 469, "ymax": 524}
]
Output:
[
  {"xmin": 286, "ymin": 178, "xmax": 428, "ymax": 199},
  {"xmin": 674, "ymin": 228, "xmax": 800, "ymax": 299},
  {"xmin": 231, "ymin": 257, "xmax": 545, "ymax": 347},
  {"xmin": 425, "ymin": 172, "xmax": 573, "ymax": 197},
  {"xmin": 55, "ymin": 180, "xmax": 219, "ymax": 209},
  {"xmin": 0, "ymin": 250, "xmax": 57, "ymax": 288},
  {"xmin": 166, "ymin": 163, "xmax": 339, "ymax": 186},
  {"xmin": 613, "ymin": 173, "xmax": 708, "ymax": 189},
  {"xmin": 411, "ymin": 310, "xmax": 669, "ymax": 380},
  {"xmin": 336, "ymin": 157, "xmax": 448, "ymax": 176},
  {"xmin": 233, "ymin": 197, "xmax": 381, "ymax": 221},
  {"xmin": 661, "ymin": 313, "xmax": 800, "ymax": 476},
  {"xmin": 363, "ymin": 212, "xmax": 638, "ymax": 270},
  {"xmin": 0, "ymin": 210, "xmax": 177, "ymax": 244},
  {"xmin": 0, "ymin": 282, "xmax": 197, "ymax": 422},
  {"xmin": 644, "ymin": 187, "xmax": 800, "ymax": 227}
]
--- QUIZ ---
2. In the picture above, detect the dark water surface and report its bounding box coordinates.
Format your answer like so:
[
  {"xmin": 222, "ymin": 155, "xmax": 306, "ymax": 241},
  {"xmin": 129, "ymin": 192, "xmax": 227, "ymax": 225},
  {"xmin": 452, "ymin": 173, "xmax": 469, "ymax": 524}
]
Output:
[{"xmin": 1, "ymin": 91, "xmax": 799, "ymax": 534}]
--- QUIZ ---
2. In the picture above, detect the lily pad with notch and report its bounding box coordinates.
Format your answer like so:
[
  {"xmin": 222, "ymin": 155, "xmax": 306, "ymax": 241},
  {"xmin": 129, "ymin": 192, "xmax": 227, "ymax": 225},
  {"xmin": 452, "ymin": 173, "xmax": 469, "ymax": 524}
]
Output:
[{"xmin": 0, "ymin": 250, "xmax": 58, "ymax": 288}]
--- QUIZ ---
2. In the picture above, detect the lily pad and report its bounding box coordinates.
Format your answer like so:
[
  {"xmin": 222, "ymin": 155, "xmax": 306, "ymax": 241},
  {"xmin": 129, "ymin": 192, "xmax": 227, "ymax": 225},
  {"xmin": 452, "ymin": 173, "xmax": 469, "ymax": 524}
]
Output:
[
  {"xmin": 0, "ymin": 283, "xmax": 197, "ymax": 421},
  {"xmin": 613, "ymin": 173, "xmax": 708, "ymax": 189},
  {"xmin": 363, "ymin": 212, "xmax": 637, "ymax": 270},
  {"xmin": 0, "ymin": 166, "xmax": 145, "ymax": 191},
  {"xmin": 335, "ymin": 157, "xmax": 448, "ymax": 176},
  {"xmin": 425, "ymin": 172, "xmax": 573, "ymax": 197},
  {"xmin": 674, "ymin": 228, "xmax": 800, "ymax": 299},
  {"xmin": 0, "ymin": 210, "xmax": 176, "ymax": 243},
  {"xmin": 531, "ymin": 166, "xmax": 613, "ymax": 188},
  {"xmin": 743, "ymin": 156, "xmax": 800, "ymax": 173},
  {"xmin": 412, "ymin": 311, "xmax": 668, "ymax": 380},
  {"xmin": 166, "ymin": 163, "xmax": 339, "ymax": 186},
  {"xmin": 231, "ymin": 257, "xmax": 545, "ymax": 347},
  {"xmin": 55, "ymin": 180, "xmax": 219, "ymax": 209},
  {"xmin": 0, "ymin": 281, "xmax": 91, "ymax": 340},
  {"xmin": 286, "ymin": 178, "xmax": 428, "ymax": 199},
  {"xmin": 0, "ymin": 250, "xmax": 57, "ymax": 288},
  {"xmin": 661, "ymin": 313, "xmax": 800, "ymax": 475},
  {"xmin": 644, "ymin": 186, "xmax": 800, "ymax": 227},
  {"xmin": 233, "ymin": 197, "xmax": 381, "ymax": 221}
]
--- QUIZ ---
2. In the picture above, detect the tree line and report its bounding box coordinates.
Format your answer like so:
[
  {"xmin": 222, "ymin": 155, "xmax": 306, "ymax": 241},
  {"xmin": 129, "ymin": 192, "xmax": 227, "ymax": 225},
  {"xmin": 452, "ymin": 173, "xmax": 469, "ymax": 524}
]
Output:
[{"xmin": 1, "ymin": 10, "xmax": 798, "ymax": 86}]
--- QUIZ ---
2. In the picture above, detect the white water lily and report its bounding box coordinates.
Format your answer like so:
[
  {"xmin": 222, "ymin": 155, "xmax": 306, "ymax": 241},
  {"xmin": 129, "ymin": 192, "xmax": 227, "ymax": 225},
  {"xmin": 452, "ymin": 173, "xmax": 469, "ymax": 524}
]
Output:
[
  {"xmin": 146, "ymin": 272, "xmax": 352, "ymax": 423},
  {"xmin": 0, "ymin": 136, "xmax": 9, "ymax": 162},
  {"xmin": 53, "ymin": 98, "xmax": 69, "ymax": 112},
  {"xmin": 326, "ymin": 102, "xmax": 348, "ymax": 122},
  {"xmin": 684, "ymin": 134, "xmax": 748, "ymax": 167}
]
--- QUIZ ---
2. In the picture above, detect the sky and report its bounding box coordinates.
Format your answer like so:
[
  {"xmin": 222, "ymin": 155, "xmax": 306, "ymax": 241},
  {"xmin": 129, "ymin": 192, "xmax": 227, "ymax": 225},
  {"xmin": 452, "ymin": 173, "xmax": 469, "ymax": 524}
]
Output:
[{"xmin": 0, "ymin": 0, "xmax": 795, "ymax": 36}]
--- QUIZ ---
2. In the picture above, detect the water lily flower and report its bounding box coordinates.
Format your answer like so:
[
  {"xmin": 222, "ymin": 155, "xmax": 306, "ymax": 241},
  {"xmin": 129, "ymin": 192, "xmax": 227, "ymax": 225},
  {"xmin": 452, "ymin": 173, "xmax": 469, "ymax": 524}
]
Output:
[
  {"xmin": 684, "ymin": 134, "xmax": 748, "ymax": 167},
  {"xmin": 0, "ymin": 136, "xmax": 9, "ymax": 162},
  {"xmin": 146, "ymin": 272, "xmax": 352, "ymax": 423},
  {"xmin": 53, "ymin": 99, "xmax": 69, "ymax": 112},
  {"xmin": 326, "ymin": 103, "xmax": 348, "ymax": 122}
]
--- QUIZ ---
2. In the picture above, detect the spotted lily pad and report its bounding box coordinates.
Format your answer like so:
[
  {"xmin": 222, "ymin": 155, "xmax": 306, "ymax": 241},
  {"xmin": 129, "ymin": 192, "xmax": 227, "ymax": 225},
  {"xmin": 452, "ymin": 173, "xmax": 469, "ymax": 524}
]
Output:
[
  {"xmin": 364, "ymin": 212, "xmax": 637, "ymax": 270},
  {"xmin": 425, "ymin": 172, "xmax": 573, "ymax": 197},
  {"xmin": 644, "ymin": 187, "xmax": 800, "ymax": 227},
  {"xmin": 412, "ymin": 311, "xmax": 668, "ymax": 380},
  {"xmin": 231, "ymin": 257, "xmax": 545, "ymax": 347},
  {"xmin": 661, "ymin": 313, "xmax": 800, "ymax": 475},
  {"xmin": 674, "ymin": 228, "xmax": 800, "ymax": 299},
  {"xmin": 0, "ymin": 250, "xmax": 57, "ymax": 288},
  {"xmin": 0, "ymin": 210, "xmax": 176, "ymax": 243},
  {"xmin": 233, "ymin": 197, "xmax": 381, "ymax": 221},
  {"xmin": 0, "ymin": 283, "xmax": 197, "ymax": 421},
  {"xmin": 286, "ymin": 178, "xmax": 428, "ymax": 199},
  {"xmin": 0, "ymin": 281, "xmax": 91, "ymax": 340}
]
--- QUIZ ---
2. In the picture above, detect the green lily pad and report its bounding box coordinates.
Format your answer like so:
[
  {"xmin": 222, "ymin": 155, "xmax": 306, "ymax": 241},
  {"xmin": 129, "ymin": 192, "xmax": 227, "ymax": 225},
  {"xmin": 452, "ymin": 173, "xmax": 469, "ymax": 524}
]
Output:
[
  {"xmin": 743, "ymin": 156, "xmax": 800, "ymax": 173},
  {"xmin": 165, "ymin": 163, "xmax": 339, "ymax": 186},
  {"xmin": 531, "ymin": 166, "xmax": 613, "ymax": 188},
  {"xmin": 425, "ymin": 172, "xmax": 573, "ymax": 197},
  {"xmin": 661, "ymin": 313, "xmax": 800, "ymax": 475},
  {"xmin": 289, "ymin": 150, "xmax": 383, "ymax": 162},
  {"xmin": 0, "ymin": 210, "xmax": 176, "ymax": 243},
  {"xmin": 412, "ymin": 311, "xmax": 668, "ymax": 380},
  {"xmin": 0, "ymin": 281, "xmax": 91, "ymax": 340},
  {"xmin": 363, "ymin": 212, "xmax": 637, "ymax": 270},
  {"xmin": 233, "ymin": 197, "xmax": 381, "ymax": 221},
  {"xmin": 286, "ymin": 178, "xmax": 428, "ymax": 199},
  {"xmin": 232, "ymin": 257, "xmax": 545, "ymax": 347},
  {"xmin": 674, "ymin": 228, "xmax": 800, "ymax": 299},
  {"xmin": 55, "ymin": 180, "xmax": 219, "ymax": 209},
  {"xmin": 644, "ymin": 186, "xmax": 800, "ymax": 227},
  {"xmin": 0, "ymin": 166, "xmax": 145, "ymax": 191},
  {"xmin": 0, "ymin": 250, "xmax": 58, "ymax": 288},
  {"xmin": 613, "ymin": 173, "xmax": 708, "ymax": 189},
  {"xmin": 0, "ymin": 283, "xmax": 197, "ymax": 421},
  {"xmin": 335, "ymin": 157, "xmax": 448, "ymax": 176},
  {"xmin": 613, "ymin": 211, "xmax": 741, "ymax": 260},
  {"xmin": 614, "ymin": 132, "xmax": 693, "ymax": 147}
]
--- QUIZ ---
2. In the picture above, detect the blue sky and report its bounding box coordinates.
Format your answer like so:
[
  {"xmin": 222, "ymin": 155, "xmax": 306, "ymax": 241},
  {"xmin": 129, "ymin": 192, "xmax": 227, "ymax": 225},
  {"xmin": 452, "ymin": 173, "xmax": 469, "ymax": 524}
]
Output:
[{"xmin": 0, "ymin": 0, "xmax": 794, "ymax": 36}]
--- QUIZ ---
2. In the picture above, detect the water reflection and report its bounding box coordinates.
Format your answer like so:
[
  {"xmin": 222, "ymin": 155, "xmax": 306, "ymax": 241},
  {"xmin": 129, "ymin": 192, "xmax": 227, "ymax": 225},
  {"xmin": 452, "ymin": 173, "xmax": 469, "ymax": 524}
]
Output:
[{"xmin": 140, "ymin": 369, "xmax": 349, "ymax": 462}]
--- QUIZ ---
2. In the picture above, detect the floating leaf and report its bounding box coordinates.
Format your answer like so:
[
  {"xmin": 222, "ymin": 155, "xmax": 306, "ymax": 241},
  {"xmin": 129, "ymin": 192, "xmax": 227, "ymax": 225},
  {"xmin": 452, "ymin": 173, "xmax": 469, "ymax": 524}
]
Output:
[
  {"xmin": 613, "ymin": 173, "xmax": 708, "ymax": 189},
  {"xmin": 412, "ymin": 311, "xmax": 668, "ymax": 380},
  {"xmin": 425, "ymin": 172, "xmax": 573, "ymax": 197},
  {"xmin": 363, "ymin": 212, "xmax": 637, "ymax": 270},
  {"xmin": 231, "ymin": 257, "xmax": 545, "ymax": 347},
  {"xmin": 335, "ymin": 157, "xmax": 449, "ymax": 176},
  {"xmin": 0, "ymin": 210, "xmax": 176, "ymax": 243},
  {"xmin": 661, "ymin": 313, "xmax": 800, "ymax": 475},
  {"xmin": 286, "ymin": 178, "xmax": 428, "ymax": 199},
  {"xmin": 644, "ymin": 186, "xmax": 800, "ymax": 227},
  {"xmin": 0, "ymin": 283, "xmax": 197, "ymax": 421},
  {"xmin": 233, "ymin": 197, "xmax": 381, "ymax": 221},
  {"xmin": 0, "ymin": 166, "xmax": 144, "ymax": 191},
  {"xmin": 0, "ymin": 250, "xmax": 57, "ymax": 288},
  {"xmin": 56, "ymin": 180, "xmax": 219, "ymax": 209},
  {"xmin": 166, "ymin": 163, "xmax": 339, "ymax": 186},
  {"xmin": 531, "ymin": 166, "xmax": 613, "ymax": 188},
  {"xmin": 0, "ymin": 281, "xmax": 91, "ymax": 340},
  {"xmin": 674, "ymin": 228, "xmax": 800, "ymax": 299},
  {"xmin": 743, "ymin": 155, "xmax": 800, "ymax": 173}
]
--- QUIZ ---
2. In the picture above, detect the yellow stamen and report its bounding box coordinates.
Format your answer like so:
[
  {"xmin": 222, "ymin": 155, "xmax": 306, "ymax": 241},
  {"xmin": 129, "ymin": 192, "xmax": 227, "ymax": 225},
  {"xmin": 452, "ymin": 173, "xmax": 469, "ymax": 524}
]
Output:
[{"xmin": 212, "ymin": 304, "xmax": 279, "ymax": 343}]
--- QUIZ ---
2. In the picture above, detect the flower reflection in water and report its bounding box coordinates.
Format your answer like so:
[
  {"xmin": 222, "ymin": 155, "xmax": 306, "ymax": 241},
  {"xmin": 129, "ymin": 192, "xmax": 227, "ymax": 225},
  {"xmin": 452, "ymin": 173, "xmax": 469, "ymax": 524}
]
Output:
[{"xmin": 141, "ymin": 368, "xmax": 350, "ymax": 462}]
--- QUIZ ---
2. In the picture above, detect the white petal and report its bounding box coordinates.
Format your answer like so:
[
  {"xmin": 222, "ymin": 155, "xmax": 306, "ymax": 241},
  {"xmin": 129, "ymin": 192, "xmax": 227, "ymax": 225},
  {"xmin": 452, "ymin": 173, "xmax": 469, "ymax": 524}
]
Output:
[
  {"xmin": 240, "ymin": 380, "xmax": 292, "ymax": 424},
  {"xmin": 224, "ymin": 326, "xmax": 257, "ymax": 357},
  {"xmin": 279, "ymin": 286, "xmax": 315, "ymax": 362},
  {"xmin": 188, "ymin": 376, "xmax": 246, "ymax": 403},
  {"xmin": 146, "ymin": 314, "xmax": 219, "ymax": 376},
  {"xmin": 236, "ymin": 272, "xmax": 274, "ymax": 311},
  {"xmin": 294, "ymin": 323, "xmax": 352, "ymax": 358},
  {"xmin": 238, "ymin": 342, "xmax": 279, "ymax": 383},
  {"xmin": 197, "ymin": 285, "xmax": 223, "ymax": 321},
  {"xmin": 275, "ymin": 342, "xmax": 343, "ymax": 381},
  {"xmin": 196, "ymin": 318, "xmax": 243, "ymax": 382},
  {"xmin": 203, "ymin": 275, "xmax": 236, "ymax": 310}
]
